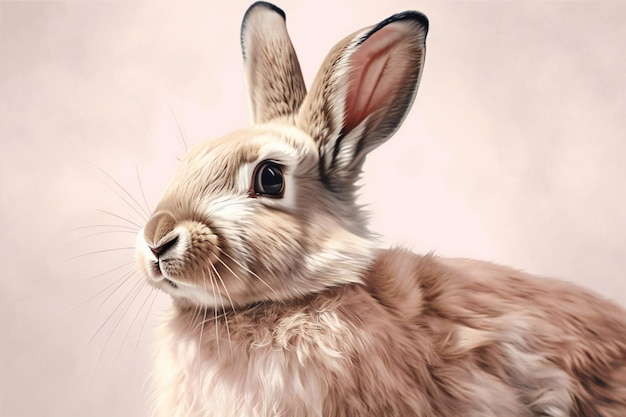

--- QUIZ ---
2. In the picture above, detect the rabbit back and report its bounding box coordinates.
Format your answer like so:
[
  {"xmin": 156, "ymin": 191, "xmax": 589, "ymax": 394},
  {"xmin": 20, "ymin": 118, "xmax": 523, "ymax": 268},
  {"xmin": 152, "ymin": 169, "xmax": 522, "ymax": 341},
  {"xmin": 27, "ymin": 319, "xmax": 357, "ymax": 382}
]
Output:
[{"xmin": 369, "ymin": 249, "xmax": 626, "ymax": 416}]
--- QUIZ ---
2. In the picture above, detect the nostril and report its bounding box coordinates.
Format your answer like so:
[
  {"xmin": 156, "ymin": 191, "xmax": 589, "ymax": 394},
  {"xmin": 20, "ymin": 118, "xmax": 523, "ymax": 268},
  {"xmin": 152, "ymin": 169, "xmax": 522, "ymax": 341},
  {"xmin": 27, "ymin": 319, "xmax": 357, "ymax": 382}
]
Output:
[
  {"xmin": 150, "ymin": 246, "xmax": 162, "ymax": 259},
  {"xmin": 144, "ymin": 210, "xmax": 177, "ymax": 246},
  {"xmin": 149, "ymin": 235, "xmax": 179, "ymax": 259}
]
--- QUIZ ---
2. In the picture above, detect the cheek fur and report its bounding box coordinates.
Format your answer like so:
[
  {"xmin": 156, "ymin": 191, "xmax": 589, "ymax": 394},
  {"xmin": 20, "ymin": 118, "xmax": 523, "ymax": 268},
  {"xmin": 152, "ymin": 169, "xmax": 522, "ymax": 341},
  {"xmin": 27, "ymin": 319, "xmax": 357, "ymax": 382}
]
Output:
[{"xmin": 244, "ymin": 210, "xmax": 305, "ymax": 276}]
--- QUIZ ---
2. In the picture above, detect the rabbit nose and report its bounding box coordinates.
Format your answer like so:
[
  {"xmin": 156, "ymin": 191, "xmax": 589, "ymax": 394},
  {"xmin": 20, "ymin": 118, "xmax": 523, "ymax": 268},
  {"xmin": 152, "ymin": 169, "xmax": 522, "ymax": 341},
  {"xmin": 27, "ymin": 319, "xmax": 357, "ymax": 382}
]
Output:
[
  {"xmin": 144, "ymin": 210, "xmax": 178, "ymax": 257},
  {"xmin": 149, "ymin": 234, "xmax": 179, "ymax": 259}
]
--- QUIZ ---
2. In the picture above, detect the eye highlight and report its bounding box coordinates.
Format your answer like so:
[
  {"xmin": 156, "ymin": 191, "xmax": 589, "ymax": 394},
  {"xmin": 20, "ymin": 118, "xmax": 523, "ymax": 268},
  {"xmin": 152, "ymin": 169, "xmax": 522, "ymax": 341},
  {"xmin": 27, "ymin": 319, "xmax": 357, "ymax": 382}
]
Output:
[{"xmin": 251, "ymin": 160, "xmax": 285, "ymax": 198}]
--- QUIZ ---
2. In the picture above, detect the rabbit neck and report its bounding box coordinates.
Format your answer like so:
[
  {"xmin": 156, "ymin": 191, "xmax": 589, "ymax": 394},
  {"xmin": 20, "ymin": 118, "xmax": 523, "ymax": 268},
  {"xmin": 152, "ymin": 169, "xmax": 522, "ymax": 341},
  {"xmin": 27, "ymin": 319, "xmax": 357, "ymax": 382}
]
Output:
[{"xmin": 152, "ymin": 285, "xmax": 363, "ymax": 417}]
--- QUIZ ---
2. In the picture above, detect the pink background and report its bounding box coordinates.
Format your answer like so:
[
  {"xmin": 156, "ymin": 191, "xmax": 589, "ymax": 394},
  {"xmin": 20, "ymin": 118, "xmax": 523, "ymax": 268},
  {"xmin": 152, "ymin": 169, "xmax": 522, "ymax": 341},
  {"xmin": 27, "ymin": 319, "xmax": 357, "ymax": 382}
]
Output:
[{"xmin": 2, "ymin": 1, "xmax": 625, "ymax": 416}]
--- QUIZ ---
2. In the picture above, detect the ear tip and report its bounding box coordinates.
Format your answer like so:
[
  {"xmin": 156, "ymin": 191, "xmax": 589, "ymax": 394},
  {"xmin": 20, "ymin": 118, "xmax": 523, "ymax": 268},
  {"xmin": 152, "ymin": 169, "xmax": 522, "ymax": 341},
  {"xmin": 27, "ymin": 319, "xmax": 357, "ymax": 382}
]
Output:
[
  {"xmin": 406, "ymin": 11, "xmax": 429, "ymax": 34},
  {"xmin": 377, "ymin": 10, "xmax": 430, "ymax": 39},
  {"xmin": 241, "ymin": 2, "xmax": 287, "ymax": 60},
  {"xmin": 243, "ymin": 2, "xmax": 286, "ymax": 22}
]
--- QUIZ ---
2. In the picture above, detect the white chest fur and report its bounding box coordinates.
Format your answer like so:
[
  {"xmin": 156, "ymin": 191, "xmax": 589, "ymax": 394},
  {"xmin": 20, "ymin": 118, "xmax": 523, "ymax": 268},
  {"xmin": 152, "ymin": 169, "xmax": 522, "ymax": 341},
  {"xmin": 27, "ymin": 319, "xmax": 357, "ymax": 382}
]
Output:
[{"xmin": 151, "ymin": 306, "xmax": 351, "ymax": 417}]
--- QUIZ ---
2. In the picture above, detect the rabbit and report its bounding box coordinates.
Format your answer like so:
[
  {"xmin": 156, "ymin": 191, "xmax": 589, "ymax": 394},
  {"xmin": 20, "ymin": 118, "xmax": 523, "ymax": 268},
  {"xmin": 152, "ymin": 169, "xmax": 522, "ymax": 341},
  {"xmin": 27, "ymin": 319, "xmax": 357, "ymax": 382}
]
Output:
[{"xmin": 135, "ymin": 2, "xmax": 626, "ymax": 417}]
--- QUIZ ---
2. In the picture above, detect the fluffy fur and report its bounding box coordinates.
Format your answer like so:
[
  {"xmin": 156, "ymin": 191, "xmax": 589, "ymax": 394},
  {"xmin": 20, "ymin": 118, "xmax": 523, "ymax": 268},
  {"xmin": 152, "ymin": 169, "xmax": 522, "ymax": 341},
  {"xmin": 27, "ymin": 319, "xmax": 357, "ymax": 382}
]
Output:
[
  {"xmin": 135, "ymin": 2, "xmax": 626, "ymax": 416},
  {"xmin": 150, "ymin": 251, "xmax": 626, "ymax": 417}
]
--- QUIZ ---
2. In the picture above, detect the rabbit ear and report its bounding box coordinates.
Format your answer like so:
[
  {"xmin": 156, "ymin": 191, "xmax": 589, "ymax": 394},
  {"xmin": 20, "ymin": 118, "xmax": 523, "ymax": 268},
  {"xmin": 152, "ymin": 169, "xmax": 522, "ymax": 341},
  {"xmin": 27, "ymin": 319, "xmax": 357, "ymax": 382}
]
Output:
[
  {"xmin": 240, "ymin": 2, "xmax": 307, "ymax": 124},
  {"xmin": 297, "ymin": 11, "xmax": 428, "ymax": 188}
]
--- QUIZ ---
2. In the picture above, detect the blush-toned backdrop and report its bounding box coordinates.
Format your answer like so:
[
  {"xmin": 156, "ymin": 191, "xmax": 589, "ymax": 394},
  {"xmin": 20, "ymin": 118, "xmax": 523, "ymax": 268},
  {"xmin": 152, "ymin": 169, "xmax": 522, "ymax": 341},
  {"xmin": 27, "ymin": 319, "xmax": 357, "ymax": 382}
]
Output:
[{"xmin": 1, "ymin": 1, "xmax": 625, "ymax": 416}]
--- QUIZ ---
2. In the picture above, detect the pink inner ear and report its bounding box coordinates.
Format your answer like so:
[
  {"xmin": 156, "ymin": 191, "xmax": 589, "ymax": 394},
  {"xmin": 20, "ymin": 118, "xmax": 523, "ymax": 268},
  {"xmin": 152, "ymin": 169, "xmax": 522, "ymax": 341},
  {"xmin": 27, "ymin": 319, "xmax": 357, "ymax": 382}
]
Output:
[{"xmin": 343, "ymin": 24, "xmax": 410, "ymax": 134}]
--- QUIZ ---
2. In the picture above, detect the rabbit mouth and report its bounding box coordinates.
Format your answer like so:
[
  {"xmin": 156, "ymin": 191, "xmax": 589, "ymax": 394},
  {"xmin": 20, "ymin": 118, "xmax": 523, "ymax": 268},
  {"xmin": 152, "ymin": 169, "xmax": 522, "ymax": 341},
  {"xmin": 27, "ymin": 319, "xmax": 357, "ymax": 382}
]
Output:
[
  {"xmin": 153, "ymin": 273, "xmax": 180, "ymax": 291},
  {"xmin": 149, "ymin": 261, "xmax": 179, "ymax": 289}
]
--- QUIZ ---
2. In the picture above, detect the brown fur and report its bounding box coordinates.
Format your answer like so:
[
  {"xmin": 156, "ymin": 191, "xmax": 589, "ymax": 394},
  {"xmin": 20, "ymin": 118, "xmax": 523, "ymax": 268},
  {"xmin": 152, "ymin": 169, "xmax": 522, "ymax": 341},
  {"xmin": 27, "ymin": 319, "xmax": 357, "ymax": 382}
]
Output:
[
  {"xmin": 135, "ymin": 3, "xmax": 626, "ymax": 416},
  {"xmin": 153, "ymin": 250, "xmax": 626, "ymax": 417}
]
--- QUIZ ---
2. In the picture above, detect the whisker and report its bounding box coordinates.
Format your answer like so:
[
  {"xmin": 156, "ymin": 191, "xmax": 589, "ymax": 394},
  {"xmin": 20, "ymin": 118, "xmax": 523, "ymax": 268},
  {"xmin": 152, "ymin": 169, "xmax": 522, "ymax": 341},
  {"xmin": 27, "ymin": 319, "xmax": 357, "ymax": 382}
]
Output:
[
  {"xmin": 169, "ymin": 103, "xmax": 189, "ymax": 153},
  {"xmin": 135, "ymin": 165, "xmax": 153, "ymax": 216},
  {"xmin": 195, "ymin": 309, "xmax": 228, "ymax": 327},
  {"xmin": 77, "ymin": 260, "xmax": 135, "ymax": 283},
  {"xmin": 77, "ymin": 229, "xmax": 137, "ymax": 238},
  {"xmin": 70, "ymin": 268, "xmax": 135, "ymax": 313},
  {"xmin": 216, "ymin": 249, "xmax": 280, "ymax": 300},
  {"xmin": 81, "ymin": 271, "xmax": 137, "ymax": 358},
  {"xmin": 213, "ymin": 250, "xmax": 245, "ymax": 284},
  {"xmin": 63, "ymin": 230, "xmax": 138, "ymax": 250},
  {"xmin": 91, "ymin": 164, "xmax": 151, "ymax": 221},
  {"xmin": 193, "ymin": 271, "xmax": 207, "ymax": 350},
  {"xmin": 205, "ymin": 269, "xmax": 220, "ymax": 360},
  {"xmin": 114, "ymin": 284, "xmax": 154, "ymax": 363},
  {"xmin": 209, "ymin": 263, "xmax": 233, "ymax": 354},
  {"xmin": 198, "ymin": 303, "xmax": 209, "ymax": 358},
  {"xmin": 191, "ymin": 303, "xmax": 204, "ymax": 334},
  {"xmin": 209, "ymin": 262, "xmax": 236, "ymax": 314},
  {"xmin": 94, "ymin": 269, "xmax": 137, "ymax": 319},
  {"xmin": 135, "ymin": 288, "xmax": 159, "ymax": 354},
  {"xmin": 93, "ymin": 277, "xmax": 146, "ymax": 376},
  {"xmin": 209, "ymin": 267, "xmax": 228, "ymax": 315},
  {"xmin": 188, "ymin": 301, "xmax": 207, "ymax": 347},
  {"xmin": 214, "ymin": 248, "xmax": 251, "ymax": 282},
  {"xmin": 96, "ymin": 209, "xmax": 144, "ymax": 230},
  {"xmin": 67, "ymin": 224, "xmax": 138, "ymax": 233},
  {"xmin": 67, "ymin": 247, "xmax": 136, "ymax": 261}
]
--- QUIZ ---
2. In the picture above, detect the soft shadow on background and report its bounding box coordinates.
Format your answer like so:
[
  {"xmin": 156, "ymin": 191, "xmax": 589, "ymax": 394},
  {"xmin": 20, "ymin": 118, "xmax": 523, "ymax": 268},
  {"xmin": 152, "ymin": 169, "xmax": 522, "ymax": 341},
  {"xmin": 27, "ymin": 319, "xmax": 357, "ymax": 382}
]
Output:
[{"xmin": 1, "ymin": 1, "xmax": 625, "ymax": 416}]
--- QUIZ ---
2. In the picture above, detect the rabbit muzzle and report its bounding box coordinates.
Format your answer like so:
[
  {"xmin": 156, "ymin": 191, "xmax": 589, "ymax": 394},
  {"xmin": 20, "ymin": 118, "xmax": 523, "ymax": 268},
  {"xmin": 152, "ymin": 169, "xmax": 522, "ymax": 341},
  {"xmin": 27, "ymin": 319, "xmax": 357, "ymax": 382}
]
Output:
[{"xmin": 136, "ymin": 211, "xmax": 223, "ymax": 304}]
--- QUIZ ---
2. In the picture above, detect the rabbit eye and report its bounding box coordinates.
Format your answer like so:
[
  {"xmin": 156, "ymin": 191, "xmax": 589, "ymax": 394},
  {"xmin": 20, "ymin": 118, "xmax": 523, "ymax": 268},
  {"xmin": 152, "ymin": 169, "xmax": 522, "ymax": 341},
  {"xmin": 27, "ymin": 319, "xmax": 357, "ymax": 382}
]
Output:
[{"xmin": 252, "ymin": 161, "xmax": 284, "ymax": 198}]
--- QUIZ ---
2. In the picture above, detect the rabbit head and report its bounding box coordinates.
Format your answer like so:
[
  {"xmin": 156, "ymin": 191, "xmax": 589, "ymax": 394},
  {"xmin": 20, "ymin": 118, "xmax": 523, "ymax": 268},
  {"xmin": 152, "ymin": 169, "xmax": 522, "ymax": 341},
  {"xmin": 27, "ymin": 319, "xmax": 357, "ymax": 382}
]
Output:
[{"xmin": 135, "ymin": 2, "xmax": 428, "ymax": 310}]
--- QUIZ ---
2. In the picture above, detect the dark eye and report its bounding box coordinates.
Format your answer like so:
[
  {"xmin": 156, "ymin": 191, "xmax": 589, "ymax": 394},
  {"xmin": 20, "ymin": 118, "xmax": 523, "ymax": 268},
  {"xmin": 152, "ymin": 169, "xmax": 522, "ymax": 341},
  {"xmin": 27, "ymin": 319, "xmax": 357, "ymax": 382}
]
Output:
[{"xmin": 253, "ymin": 161, "xmax": 285, "ymax": 197}]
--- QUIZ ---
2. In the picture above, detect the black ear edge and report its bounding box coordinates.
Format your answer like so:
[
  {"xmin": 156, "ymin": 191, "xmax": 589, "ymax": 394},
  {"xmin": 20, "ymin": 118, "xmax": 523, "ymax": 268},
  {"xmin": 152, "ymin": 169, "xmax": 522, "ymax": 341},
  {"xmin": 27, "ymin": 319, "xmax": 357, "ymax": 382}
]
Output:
[
  {"xmin": 356, "ymin": 10, "xmax": 429, "ymax": 47},
  {"xmin": 240, "ymin": 2, "xmax": 287, "ymax": 61},
  {"xmin": 243, "ymin": 1, "xmax": 285, "ymax": 22}
]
